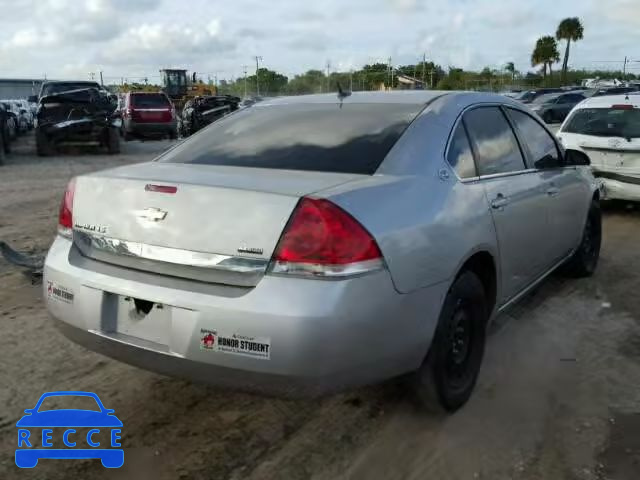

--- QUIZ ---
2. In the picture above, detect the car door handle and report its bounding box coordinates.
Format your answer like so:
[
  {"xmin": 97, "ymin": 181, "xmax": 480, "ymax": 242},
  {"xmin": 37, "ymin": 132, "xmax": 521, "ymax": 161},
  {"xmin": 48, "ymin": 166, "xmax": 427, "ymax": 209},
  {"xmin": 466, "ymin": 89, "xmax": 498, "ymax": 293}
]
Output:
[
  {"xmin": 546, "ymin": 187, "xmax": 560, "ymax": 197},
  {"xmin": 490, "ymin": 194, "xmax": 509, "ymax": 209}
]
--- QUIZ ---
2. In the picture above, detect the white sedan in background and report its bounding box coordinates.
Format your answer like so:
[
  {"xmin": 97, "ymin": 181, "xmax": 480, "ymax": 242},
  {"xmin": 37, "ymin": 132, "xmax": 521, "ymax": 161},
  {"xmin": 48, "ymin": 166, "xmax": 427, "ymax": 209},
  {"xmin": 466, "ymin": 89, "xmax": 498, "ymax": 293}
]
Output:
[{"xmin": 558, "ymin": 94, "xmax": 640, "ymax": 202}]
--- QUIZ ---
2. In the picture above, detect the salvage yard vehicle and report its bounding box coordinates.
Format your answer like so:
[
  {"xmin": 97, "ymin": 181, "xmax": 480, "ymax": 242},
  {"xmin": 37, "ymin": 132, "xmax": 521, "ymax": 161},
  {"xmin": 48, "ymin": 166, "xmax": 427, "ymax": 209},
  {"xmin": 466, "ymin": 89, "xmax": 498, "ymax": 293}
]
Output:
[
  {"xmin": 35, "ymin": 86, "xmax": 121, "ymax": 156},
  {"xmin": 120, "ymin": 91, "xmax": 178, "ymax": 140},
  {"xmin": 529, "ymin": 91, "xmax": 586, "ymax": 124},
  {"xmin": 2, "ymin": 102, "xmax": 22, "ymax": 138},
  {"xmin": 44, "ymin": 91, "xmax": 601, "ymax": 412},
  {"xmin": 180, "ymin": 95, "xmax": 240, "ymax": 137},
  {"xmin": 558, "ymin": 94, "xmax": 640, "ymax": 202}
]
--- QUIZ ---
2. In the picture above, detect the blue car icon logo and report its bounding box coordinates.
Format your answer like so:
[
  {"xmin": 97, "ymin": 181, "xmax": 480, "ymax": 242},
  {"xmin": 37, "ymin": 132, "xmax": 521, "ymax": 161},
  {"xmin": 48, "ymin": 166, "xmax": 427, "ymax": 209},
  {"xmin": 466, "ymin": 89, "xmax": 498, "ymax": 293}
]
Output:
[{"xmin": 16, "ymin": 391, "xmax": 123, "ymax": 468}]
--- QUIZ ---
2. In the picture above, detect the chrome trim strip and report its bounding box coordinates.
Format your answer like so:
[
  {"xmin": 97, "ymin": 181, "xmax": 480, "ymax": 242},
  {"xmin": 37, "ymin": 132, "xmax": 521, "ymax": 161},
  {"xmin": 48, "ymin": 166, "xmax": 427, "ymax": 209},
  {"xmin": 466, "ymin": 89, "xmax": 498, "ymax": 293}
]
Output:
[
  {"xmin": 268, "ymin": 258, "xmax": 384, "ymax": 278},
  {"xmin": 73, "ymin": 230, "xmax": 268, "ymax": 274}
]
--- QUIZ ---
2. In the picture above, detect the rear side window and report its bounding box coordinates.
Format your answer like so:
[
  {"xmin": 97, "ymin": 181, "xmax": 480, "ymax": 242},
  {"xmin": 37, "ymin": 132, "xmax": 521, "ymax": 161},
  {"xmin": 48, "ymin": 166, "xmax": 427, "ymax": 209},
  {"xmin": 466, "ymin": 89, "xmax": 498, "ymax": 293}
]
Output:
[
  {"xmin": 158, "ymin": 103, "xmax": 423, "ymax": 174},
  {"xmin": 131, "ymin": 94, "xmax": 171, "ymax": 108},
  {"xmin": 508, "ymin": 109, "xmax": 560, "ymax": 169},
  {"xmin": 463, "ymin": 107, "xmax": 526, "ymax": 176},
  {"xmin": 447, "ymin": 124, "xmax": 477, "ymax": 178}
]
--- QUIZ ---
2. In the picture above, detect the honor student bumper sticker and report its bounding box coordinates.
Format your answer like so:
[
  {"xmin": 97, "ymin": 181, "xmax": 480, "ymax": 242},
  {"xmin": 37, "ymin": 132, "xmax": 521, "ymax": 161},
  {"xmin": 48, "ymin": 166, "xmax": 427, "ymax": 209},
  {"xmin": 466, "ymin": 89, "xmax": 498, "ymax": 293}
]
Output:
[
  {"xmin": 199, "ymin": 329, "xmax": 271, "ymax": 360},
  {"xmin": 47, "ymin": 281, "xmax": 74, "ymax": 304}
]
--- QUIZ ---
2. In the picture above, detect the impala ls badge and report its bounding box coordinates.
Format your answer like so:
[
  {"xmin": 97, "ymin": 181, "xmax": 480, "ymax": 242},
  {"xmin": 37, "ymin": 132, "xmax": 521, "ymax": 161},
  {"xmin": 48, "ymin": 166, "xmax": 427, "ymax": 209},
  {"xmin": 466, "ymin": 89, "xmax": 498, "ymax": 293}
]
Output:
[{"xmin": 136, "ymin": 208, "xmax": 167, "ymax": 222}]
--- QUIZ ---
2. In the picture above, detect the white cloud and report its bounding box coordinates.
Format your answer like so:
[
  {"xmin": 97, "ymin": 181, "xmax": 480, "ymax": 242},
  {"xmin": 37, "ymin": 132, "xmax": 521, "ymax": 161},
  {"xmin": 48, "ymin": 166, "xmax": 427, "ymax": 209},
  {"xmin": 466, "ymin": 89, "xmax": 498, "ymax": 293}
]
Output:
[
  {"xmin": 99, "ymin": 19, "xmax": 234, "ymax": 65},
  {"xmin": 0, "ymin": 0, "xmax": 635, "ymax": 81}
]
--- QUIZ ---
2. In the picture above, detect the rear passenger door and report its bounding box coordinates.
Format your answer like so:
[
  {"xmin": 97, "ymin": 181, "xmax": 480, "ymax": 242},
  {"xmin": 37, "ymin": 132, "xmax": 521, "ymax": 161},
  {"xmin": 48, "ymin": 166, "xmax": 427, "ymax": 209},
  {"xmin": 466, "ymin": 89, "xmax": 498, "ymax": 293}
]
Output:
[
  {"xmin": 506, "ymin": 107, "xmax": 586, "ymax": 261},
  {"xmin": 463, "ymin": 106, "xmax": 549, "ymax": 303}
]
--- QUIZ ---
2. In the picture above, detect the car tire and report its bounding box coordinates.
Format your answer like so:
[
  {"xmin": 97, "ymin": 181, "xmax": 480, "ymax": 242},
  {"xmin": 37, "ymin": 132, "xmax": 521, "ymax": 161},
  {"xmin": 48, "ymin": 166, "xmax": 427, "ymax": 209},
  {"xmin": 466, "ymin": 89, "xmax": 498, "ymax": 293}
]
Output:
[
  {"xmin": 7, "ymin": 118, "xmax": 17, "ymax": 140},
  {"xmin": 169, "ymin": 128, "xmax": 178, "ymax": 140},
  {"xmin": 412, "ymin": 270, "xmax": 487, "ymax": 413},
  {"xmin": 0, "ymin": 135, "xmax": 4, "ymax": 165},
  {"xmin": 565, "ymin": 200, "xmax": 601, "ymax": 277},
  {"xmin": 2, "ymin": 126, "xmax": 11, "ymax": 155},
  {"xmin": 36, "ymin": 130, "xmax": 54, "ymax": 156},
  {"xmin": 106, "ymin": 128, "xmax": 121, "ymax": 154},
  {"xmin": 543, "ymin": 111, "xmax": 554, "ymax": 124}
]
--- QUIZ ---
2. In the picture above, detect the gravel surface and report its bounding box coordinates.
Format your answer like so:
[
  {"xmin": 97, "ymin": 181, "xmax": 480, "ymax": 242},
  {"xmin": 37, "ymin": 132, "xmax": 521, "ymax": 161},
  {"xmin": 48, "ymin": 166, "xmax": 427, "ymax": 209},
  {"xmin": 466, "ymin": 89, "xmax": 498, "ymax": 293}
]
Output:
[{"xmin": 1, "ymin": 133, "xmax": 639, "ymax": 480}]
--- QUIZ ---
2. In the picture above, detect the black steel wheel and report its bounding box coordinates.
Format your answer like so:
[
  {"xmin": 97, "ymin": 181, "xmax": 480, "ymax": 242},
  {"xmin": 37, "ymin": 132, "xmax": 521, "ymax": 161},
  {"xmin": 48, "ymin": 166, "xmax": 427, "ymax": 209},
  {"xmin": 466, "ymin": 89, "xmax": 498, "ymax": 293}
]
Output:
[{"xmin": 413, "ymin": 270, "xmax": 487, "ymax": 412}]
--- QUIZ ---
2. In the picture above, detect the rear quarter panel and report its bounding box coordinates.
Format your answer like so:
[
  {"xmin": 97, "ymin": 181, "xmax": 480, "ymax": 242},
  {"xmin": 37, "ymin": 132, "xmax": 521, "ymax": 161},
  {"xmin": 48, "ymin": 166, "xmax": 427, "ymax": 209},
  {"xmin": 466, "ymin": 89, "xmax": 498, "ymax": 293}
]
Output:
[{"xmin": 323, "ymin": 95, "xmax": 500, "ymax": 295}]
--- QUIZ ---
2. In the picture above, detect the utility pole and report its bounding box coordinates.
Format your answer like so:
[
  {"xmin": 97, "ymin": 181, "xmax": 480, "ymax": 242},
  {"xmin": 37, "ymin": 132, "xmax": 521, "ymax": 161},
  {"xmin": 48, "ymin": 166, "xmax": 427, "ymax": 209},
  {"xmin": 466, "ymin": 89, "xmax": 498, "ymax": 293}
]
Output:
[
  {"xmin": 429, "ymin": 69, "xmax": 434, "ymax": 89},
  {"xmin": 349, "ymin": 69, "xmax": 353, "ymax": 91},
  {"xmin": 422, "ymin": 52, "xmax": 426, "ymax": 86},
  {"xmin": 254, "ymin": 56, "xmax": 262, "ymax": 96},
  {"xmin": 623, "ymin": 56, "xmax": 628, "ymax": 78},
  {"xmin": 99, "ymin": 71, "xmax": 104, "ymax": 86},
  {"xmin": 242, "ymin": 65, "xmax": 248, "ymax": 98},
  {"xmin": 387, "ymin": 57, "xmax": 392, "ymax": 90},
  {"xmin": 326, "ymin": 60, "xmax": 331, "ymax": 92}
]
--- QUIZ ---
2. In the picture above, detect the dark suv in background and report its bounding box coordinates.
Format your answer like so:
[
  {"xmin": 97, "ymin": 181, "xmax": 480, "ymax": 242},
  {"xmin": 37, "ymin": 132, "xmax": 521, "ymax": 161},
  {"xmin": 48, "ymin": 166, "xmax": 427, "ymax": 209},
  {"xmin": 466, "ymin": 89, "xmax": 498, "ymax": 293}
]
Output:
[
  {"xmin": 119, "ymin": 92, "xmax": 177, "ymax": 140},
  {"xmin": 33, "ymin": 81, "xmax": 120, "ymax": 156}
]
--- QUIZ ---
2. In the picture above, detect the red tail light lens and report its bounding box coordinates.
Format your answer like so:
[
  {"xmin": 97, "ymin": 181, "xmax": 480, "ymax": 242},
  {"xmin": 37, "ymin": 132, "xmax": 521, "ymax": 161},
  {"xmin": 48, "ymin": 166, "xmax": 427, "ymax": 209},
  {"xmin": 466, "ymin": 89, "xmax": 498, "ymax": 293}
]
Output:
[
  {"xmin": 58, "ymin": 177, "xmax": 76, "ymax": 238},
  {"xmin": 612, "ymin": 104, "xmax": 634, "ymax": 110},
  {"xmin": 270, "ymin": 198, "xmax": 383, "ymax": 277}
]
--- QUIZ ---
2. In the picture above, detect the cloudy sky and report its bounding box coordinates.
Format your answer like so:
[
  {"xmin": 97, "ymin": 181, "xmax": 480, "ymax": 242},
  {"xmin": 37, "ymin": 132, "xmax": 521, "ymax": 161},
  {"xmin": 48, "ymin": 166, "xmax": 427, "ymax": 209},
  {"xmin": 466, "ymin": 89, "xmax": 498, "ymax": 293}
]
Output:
[{"xmin": 0, "ymin": 0, "xmax": 638, "ymax": 83}]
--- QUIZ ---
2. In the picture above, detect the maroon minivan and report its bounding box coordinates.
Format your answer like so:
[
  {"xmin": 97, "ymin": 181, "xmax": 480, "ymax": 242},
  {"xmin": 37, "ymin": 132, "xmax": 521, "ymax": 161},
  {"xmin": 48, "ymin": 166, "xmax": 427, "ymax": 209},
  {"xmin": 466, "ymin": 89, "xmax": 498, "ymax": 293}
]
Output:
[{"xmin": 121, "ymin": 92, "xmax": 177, "ymax": 140}]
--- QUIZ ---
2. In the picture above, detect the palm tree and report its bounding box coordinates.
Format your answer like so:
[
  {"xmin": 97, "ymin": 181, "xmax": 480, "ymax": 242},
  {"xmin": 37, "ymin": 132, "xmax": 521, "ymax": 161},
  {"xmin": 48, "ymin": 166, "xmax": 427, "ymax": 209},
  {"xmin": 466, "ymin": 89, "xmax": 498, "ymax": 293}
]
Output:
[
  {"xmin": 531, "ymin": 36, "xmax": 560, "ymax": 84},
  {"xmin": 556, "ymin": 17, "xmax": 584, "ymax": 84},
  {"xmin": 504, "ymin": 62, "xmax": 516, "ymax": 83}
]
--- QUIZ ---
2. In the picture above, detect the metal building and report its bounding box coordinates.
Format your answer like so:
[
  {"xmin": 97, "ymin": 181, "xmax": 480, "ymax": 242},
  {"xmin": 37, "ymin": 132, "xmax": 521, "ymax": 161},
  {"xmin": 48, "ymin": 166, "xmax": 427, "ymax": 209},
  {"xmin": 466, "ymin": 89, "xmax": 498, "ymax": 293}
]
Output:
[{"xmin": 0, "ymin": 78, "xmax": 44, "ymax": 99}]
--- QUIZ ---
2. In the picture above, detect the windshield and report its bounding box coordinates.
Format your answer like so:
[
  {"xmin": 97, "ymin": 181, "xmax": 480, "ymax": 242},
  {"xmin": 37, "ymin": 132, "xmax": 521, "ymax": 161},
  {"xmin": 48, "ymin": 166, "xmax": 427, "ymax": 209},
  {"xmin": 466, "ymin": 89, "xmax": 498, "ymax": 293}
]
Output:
[
  {"xmin": 41, "ymin": 82, "xmax": 101, "ymax": 97},
  {"xmin": 37, "ymin": 395, "xmax": 101, "ymax": 412},
  {"xmin": 563, "ymin": 107, "xmax": 640, "ymax": 139},
  {"xmin": 532, "ymin": 94, "xmax": 559, "ymax": 104},
  {"xmin": 515, "ymin": 91, "xmax": 535, "ymax": 101},
  {"xmin": 159, "ymin": 103, "xmax": 422, "ymax": 174}
]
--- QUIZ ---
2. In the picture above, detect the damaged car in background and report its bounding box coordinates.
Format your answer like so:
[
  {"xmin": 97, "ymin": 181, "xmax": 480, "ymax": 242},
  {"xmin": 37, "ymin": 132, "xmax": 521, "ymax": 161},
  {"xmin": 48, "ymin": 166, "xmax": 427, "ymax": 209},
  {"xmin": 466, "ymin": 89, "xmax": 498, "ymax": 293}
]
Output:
[
  {"xmin": 34, "ymin": 82, "xmax": 121, "ymax": 156},
  {"xmin": 180, "ymin": 95, "xmax": 240, "ymax": 137}
]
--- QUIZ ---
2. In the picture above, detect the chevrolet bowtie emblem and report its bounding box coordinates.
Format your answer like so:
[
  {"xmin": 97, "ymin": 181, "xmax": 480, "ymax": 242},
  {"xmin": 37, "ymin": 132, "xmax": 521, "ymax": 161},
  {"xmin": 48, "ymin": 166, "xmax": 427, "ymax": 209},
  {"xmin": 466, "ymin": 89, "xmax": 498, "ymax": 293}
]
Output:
[{"xmin": 136, "ymin": 207, "xmax": 168, "ymax": 222}]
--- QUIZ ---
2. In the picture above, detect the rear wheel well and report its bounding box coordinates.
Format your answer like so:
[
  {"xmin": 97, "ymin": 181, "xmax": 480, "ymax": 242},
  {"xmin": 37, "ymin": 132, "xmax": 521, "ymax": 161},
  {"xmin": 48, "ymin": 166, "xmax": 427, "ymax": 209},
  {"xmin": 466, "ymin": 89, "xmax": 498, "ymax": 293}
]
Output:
[{"xmin": 460, "ymin": 252, "xmax": 497, "ymax": 319}]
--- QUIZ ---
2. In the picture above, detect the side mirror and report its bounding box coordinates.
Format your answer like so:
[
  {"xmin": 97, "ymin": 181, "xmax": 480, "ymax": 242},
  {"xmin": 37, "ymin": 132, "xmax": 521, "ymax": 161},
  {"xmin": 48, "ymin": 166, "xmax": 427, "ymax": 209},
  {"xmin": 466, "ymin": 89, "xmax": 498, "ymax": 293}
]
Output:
[
  {"xmin": 28, "ymin": 95, "xmax": 37, "ymax": 103},
  {"xmin": 534, "ymin": 154, "xmax": 560, "ymax": 169},
  {"xmin": 564, "ymin": 149, "xmax": 591, "ymax": 166}
]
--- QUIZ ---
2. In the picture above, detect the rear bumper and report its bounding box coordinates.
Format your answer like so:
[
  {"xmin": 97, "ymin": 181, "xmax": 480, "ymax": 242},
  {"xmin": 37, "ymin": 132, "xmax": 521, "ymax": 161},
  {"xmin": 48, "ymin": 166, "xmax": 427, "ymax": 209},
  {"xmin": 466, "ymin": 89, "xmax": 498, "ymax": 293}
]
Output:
[
  {"xmin": 45, "ymin": 236, "xmax": 447, "ymax": 397},
  {"xmin": 123, "ymin": 120, "xmax": 176, "ymax": 136},
  {"xmin": 596, "ymin": 175, "xmax": 640, "ymax": 202}
]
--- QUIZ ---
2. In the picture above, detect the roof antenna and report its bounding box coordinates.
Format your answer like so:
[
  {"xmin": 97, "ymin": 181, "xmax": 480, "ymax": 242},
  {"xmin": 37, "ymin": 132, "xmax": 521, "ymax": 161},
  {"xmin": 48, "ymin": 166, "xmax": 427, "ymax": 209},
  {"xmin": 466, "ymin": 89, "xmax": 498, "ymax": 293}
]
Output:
[{"xmin": 337, "ymin": 81, "xmax": 351, "ymax": 108}]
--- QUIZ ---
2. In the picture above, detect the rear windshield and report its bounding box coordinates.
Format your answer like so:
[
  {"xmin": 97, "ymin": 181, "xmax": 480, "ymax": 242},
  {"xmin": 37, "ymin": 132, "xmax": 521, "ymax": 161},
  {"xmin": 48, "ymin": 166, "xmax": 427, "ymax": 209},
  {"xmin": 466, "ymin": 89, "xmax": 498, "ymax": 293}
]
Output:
[
  {"xmin": 158, "ymin": 103, "xmax": 423, "ymax": 174},
  {"xmin": 41, "ymin": 82, "xmax": 101, "ymax": 96},
  {"xmin": 131, "ymin": 93, "xmax": 170, "ymax": 108},
  {"xmin": 563, "ymin": 107, "xmax": 640, "ymax": 139}
]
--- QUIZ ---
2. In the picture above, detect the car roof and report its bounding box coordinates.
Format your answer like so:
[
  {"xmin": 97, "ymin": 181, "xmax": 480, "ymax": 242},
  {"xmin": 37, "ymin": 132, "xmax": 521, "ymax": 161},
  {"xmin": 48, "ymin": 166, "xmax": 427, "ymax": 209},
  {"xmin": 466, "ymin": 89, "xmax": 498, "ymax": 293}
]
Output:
[
  {"xmin": 257, "ymin": 90, "xmax": 525, "ymax": 107},
  {"xmin": 43, "ymin": 80, "xmax": 99, "ymax": 85},
  {"xmin": 261, "ymin": 91, "xmax": 448, "ymax": 105},
  {"xmin": 574, "ymin": 94, "xmax": 640, "ymax": 109}
]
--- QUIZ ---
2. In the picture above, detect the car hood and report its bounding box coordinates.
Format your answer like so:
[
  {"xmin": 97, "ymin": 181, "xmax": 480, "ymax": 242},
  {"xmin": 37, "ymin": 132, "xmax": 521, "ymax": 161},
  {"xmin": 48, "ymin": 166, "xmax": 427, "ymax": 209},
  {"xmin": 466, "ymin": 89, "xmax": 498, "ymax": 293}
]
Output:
[{"xmin": 16, "ymin": 410, "xmax": 123, "ymax": 427}]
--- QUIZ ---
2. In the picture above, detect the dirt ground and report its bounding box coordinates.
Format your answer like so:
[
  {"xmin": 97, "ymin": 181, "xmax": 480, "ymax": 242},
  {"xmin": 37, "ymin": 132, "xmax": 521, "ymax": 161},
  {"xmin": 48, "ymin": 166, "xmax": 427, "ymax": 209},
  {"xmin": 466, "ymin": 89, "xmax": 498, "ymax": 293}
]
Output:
[{"xmin": 1, "ymin": 133, "xmax": 639, "ymax": 480}]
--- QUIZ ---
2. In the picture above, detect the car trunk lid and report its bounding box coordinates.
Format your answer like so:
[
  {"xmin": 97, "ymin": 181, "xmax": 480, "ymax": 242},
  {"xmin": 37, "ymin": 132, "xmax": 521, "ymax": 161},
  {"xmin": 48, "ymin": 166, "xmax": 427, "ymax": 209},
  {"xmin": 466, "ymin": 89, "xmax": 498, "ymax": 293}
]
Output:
[{"xmin": 72, "ymin": 162, "xmax": 364, "ymax": 286}]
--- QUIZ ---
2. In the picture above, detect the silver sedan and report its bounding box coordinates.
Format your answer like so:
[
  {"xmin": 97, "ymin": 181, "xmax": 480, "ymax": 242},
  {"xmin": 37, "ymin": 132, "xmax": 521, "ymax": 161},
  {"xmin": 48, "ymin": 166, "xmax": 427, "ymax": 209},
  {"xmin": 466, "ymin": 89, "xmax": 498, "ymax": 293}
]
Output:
[{"xmin": 44, "ymin": 91, "xmax": 601, "ymax": 412}]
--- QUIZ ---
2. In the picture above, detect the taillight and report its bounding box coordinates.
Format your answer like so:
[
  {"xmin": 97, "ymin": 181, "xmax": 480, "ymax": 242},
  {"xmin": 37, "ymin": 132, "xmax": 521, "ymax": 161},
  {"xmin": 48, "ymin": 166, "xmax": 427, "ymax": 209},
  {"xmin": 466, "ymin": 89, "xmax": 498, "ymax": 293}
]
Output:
[
  {"xmin": 58, "ymin": 178, "xmax": 76, "ymax": 238},
  {"xmin": 612, "ymin": 104, "xmax": 634, "ymax": 110},
  {"xmin": 270, "ymin": 197, "xmax": 384, "ymax": 278}
]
